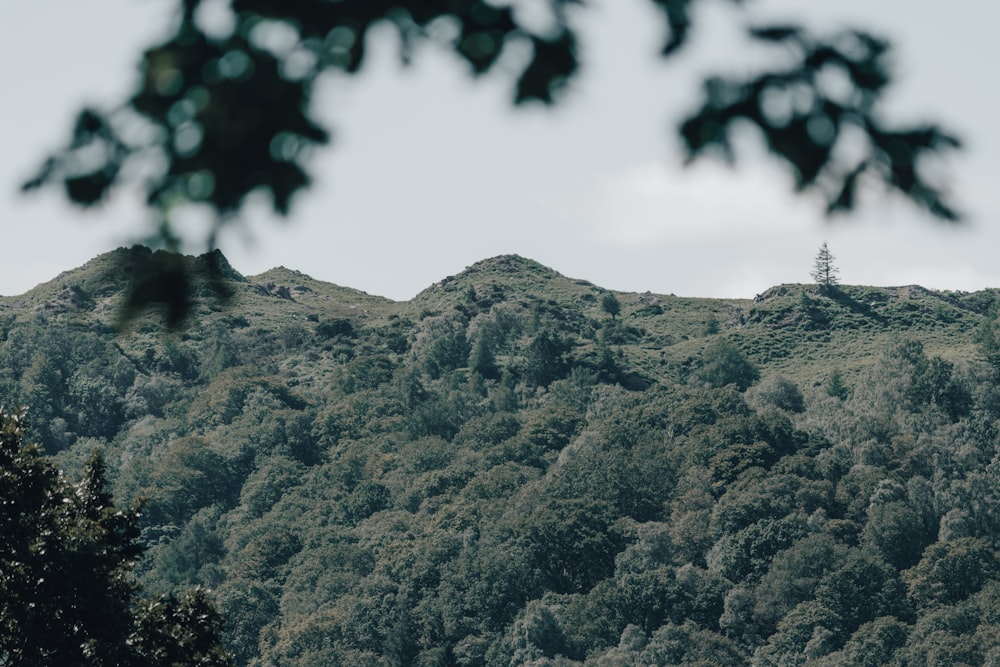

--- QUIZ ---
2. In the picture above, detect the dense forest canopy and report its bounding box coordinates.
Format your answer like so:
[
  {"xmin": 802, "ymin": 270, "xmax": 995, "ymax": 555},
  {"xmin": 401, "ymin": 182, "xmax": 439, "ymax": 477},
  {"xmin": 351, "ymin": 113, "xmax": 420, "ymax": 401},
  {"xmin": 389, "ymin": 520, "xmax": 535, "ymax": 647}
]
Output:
[{"xmin": 2, "ymin": 248, "xmax": 999, "ymax": 665}]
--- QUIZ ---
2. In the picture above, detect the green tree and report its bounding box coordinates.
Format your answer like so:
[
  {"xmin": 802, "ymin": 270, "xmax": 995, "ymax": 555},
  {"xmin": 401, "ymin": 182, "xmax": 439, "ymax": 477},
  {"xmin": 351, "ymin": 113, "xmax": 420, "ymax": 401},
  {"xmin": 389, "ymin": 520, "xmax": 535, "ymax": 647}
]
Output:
[
  {"xmin": 130, "ymin": 588, "xmax": 234, "ymax": 666},
  {"xmin": 143, "ymin": 435, "xmax": 236, "ymax": 524},
  {"xmin": 862, "ymin": 501, "xmax": 933, "ymax": 570},
  {"xmin": 468, "ymin": 328, "xmax": 501, "ymax": 381},
  {"xmin": 811, "ymin": 242, "xmax": 840, "ymax": 288},
  {"xmin": 522, "ymin": 498, "xmax": 622, "ymax": 594},
  {"xmin": 523, "ymin": 328, "xmax": 572, "ymax": 387},
  {"xmin": 753, "ymin": 601, "xmax": 843, "ymax": 666},
  {"xmin": 825, "ymin": 370, "xmax": 850, "ymax": 400},
  {"xmin": 0, "ymin": 406, "xmax": 232, "ymax": 666},
  {"xmin": 504, "ymin": 600, "xmax": 570, "ymax": 664},
  {"xmin": 747, "ymin": 375, "xmax": 805, "ymax": 413},
  {"xmin": 813, "ymin": 549, "xmax": 912, "ymax": 631},
  {"xmin": 416, "ymin": 313, "xmax": 472, "ymax": 379},
  {"xmin": 693, "ymin": 340, "xmax": 759, "ymax": 391},
  {"xmin": 640, "ymin": 621, "xmax": 749, "ymax": 666},
  {"xmin": 752, "ymin": 534, "xmax": 849, "ymax": 634},
  {"xmin": 601, "ymin": 293, "xmax": 622, "ymax": 321},
  {"xmin": 904, "ymin": 538, "xmax": 1000, "ymax": 608},
  {"xmin": 837, "ymin": 617, "xmax": 909, "ymax": 667}
]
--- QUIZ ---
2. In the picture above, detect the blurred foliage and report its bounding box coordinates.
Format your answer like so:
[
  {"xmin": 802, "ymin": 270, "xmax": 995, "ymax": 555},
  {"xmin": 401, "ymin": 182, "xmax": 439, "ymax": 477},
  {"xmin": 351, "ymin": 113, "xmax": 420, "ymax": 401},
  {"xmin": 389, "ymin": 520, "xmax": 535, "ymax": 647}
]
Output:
[{"xmin": 22, "ymin": 0, "xmax": 962, "ymax": 322}]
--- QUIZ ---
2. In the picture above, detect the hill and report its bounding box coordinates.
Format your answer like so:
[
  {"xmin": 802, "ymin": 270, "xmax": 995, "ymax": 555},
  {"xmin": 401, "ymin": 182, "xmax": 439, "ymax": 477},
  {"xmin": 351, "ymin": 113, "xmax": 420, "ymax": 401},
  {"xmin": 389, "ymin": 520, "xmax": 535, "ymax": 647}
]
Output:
[{"xmin": 2, "ymin": 248, "xmax": 999, "ymax": 665}]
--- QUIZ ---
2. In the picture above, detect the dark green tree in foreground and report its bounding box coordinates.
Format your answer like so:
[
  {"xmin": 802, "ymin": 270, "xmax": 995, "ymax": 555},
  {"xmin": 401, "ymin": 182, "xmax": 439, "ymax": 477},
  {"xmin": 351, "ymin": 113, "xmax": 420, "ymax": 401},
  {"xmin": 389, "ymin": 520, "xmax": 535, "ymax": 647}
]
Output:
[
  {"xmin": 20, "ymin": 0, "xmax": 961, "ymax": 322},
  {"xmin": 0, "ymin": 406, "xmax": 233, "ymax": 667},
  {"xmin": 811, "ymin": 241, "xmax": 840, "ymax": 289}
]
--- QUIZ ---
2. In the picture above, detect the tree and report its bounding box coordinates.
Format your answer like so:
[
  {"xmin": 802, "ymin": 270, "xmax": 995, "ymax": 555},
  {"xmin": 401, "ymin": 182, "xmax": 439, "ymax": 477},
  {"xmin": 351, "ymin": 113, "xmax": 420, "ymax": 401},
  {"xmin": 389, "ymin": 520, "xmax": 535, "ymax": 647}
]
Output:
[
  {"xmin": 523, "ymin": 328, "xmax": 572, "ymax": 387},
  {"xmin": 746, "ymin": 374, "xmax": 805, "ymax": 413},
  {"xmin": 811, "ymin": 242, "xmax": 840, "ymax": 288},
  {"xmin": 837, "ymin": 617, "xmax": 909, "ymax": 667},
  {"xmin": 825, "ymin": 369, "xmax": 850, "ymax": 400},
  {"xmin": 522, "ymin": 498, "xmax": 622, "ymax": 594},
  {"xmin": 601, "ymin": 293, "xmax": 622, "ymax": 321},
  {"xmin": 21, "ymin": 0, "xmax": 961, "ymax": 322},
  {"xmin": 813, "ymin": 549, "xmax": 912, "ymax": 631},
  {"xmin": 693, "ymin": 340, "xmax": 760, "ymax": 391},
  {"xmin": 468, "ymin": 328, "xmax": 501, "ymax": 380},
  {"xmin": 0, "ymin": 405, "xmax": 233, "ymax": 666},
  {"xmin": 904, "ymin": 538, "xmax": 1000, "ymax": 608}
]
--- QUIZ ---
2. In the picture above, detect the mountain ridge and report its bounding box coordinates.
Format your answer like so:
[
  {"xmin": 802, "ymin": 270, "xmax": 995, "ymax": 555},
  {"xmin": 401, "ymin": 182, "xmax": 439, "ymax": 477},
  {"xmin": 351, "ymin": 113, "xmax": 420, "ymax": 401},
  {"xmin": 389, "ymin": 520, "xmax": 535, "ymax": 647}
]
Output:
[
  {"xmin": 6, "ymin": 245, "xmax": 995, "ymax": 311},
  {"xmin": 3, "ymin": 247, "xmax": 994, "ymax": 383}
]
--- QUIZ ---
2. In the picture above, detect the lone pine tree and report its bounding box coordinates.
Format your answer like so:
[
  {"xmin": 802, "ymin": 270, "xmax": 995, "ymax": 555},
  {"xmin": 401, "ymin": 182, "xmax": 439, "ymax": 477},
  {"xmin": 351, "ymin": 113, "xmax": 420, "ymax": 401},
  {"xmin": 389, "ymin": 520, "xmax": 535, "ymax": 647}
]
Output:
[{"xmin": 811, "ymin": 242, "xmax": 840, "ymax": 288}]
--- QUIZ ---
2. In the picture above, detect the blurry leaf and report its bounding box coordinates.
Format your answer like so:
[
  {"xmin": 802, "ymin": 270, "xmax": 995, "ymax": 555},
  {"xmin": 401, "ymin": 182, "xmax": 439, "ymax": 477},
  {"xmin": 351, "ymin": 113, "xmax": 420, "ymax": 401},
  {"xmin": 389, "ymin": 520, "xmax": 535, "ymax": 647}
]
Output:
[
  {"xmin": 64, "ymin": 172, "xmax": 116, "ymax": 206},
  {"xmin": 825, "ymin": 161, "xmax": 867, "ymax": 214},
  {"xmin": 651, "ymin": 0, "xmax": 695, "ymax": 56},
  {"xmin": 681, "ymin": 27, "xmax": 961, "ymax": 220},
  {"xmin": 749, "ymin": 25, "xmax": 804, "ymax": 44},
  {"xmin": 515, "ymin": 32, "xmax": 578, "ymax": 104},
  {"xmin": 73, "ymin": 108, "xmax": 105, "ymax": 140}
]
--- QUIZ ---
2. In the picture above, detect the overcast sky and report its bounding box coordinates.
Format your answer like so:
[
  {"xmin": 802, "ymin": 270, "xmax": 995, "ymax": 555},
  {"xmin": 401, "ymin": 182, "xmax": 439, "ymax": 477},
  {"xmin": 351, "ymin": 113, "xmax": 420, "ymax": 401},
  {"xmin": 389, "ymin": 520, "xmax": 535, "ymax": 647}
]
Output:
[{"xmin": 2, "ymin": 0, "xmax": 998, "ymax": 300}]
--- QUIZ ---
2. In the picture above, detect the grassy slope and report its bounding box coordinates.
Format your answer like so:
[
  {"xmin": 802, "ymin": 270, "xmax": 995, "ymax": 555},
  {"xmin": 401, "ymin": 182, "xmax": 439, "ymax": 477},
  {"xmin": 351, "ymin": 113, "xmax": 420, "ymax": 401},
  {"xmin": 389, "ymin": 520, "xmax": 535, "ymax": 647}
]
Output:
[{"xmin": 2, "ymin": 249, "xmax": 994, "ymax": 393}]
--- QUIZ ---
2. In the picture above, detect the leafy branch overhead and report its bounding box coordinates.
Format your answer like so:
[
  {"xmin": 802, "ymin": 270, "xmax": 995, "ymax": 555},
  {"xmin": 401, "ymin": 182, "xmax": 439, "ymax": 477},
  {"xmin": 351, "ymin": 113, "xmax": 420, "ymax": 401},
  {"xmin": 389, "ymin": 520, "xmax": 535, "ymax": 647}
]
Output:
[
  {"xmin": 681, "ymin": 26, "xmax": 961, "ymax": 220},
  {"xmin": 24, "ymin": 0, "xmax": 960, "ymax": 227}
]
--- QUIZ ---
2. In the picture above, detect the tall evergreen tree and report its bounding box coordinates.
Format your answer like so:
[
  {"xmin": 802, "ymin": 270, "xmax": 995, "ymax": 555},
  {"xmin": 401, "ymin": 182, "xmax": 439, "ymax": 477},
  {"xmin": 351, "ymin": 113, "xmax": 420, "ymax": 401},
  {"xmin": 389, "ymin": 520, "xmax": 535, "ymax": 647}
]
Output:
[{"xmin": 811, "ymin": 242, "xmax": 840, "ymax": 288}]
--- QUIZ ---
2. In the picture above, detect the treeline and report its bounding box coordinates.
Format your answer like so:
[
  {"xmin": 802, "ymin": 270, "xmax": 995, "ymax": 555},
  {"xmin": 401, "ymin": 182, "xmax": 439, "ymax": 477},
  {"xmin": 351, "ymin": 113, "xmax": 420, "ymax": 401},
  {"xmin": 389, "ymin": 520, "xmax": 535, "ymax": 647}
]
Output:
[{"xmin": 1, "ymin": 254, "xmax": 999, "ymax": 665}]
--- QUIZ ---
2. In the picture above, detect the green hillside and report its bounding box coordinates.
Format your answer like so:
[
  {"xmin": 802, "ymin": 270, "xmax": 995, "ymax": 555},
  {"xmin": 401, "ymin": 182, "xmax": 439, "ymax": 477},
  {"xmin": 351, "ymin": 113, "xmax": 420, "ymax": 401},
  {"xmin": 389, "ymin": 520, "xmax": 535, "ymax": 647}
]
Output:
[{"xmin": 2, "ymin": 248, "xmax": 999, "ymax": 665}]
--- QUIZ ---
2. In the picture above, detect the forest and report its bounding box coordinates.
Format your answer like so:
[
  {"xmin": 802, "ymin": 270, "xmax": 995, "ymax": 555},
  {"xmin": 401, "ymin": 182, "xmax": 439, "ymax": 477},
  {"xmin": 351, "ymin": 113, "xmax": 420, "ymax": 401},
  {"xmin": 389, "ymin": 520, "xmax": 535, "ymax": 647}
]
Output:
[{"xmin": 1, "ymin": 246, "xmax": 999, "ymax": 665}]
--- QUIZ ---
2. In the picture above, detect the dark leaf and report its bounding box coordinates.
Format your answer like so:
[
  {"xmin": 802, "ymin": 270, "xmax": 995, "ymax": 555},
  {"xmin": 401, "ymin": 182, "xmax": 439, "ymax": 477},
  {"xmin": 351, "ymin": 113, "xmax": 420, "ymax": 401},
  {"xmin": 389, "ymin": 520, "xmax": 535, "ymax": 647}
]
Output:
[
  {"xmin": 64, "ymin": 171, "xmax": 115, "ymax": 206},
  {"xmin": 650, "ymin": 0, "xmax": 695, "ymax": 57},
  {"xmin": 826, "ymin": 161, "xmax": 868, "ymax": 214},
  {"xmin": 74, "ymin": 108, "xmax": 105, "ymax": 138},
  {"xmin": 515, "ymin": 32, "xmax": 578, "ymax": 104},
  {"xmin": 749, "ymin": 25, "xmax": 805, "ymax": 44}
]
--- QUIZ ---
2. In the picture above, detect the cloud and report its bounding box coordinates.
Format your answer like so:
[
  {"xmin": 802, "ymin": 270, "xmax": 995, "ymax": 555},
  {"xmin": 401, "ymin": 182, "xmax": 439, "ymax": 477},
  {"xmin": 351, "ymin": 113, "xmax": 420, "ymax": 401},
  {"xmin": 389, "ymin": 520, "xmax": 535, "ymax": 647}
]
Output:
[{"xmin": 585, "ymin": 161, "xmax": 825, "ymax": 245}]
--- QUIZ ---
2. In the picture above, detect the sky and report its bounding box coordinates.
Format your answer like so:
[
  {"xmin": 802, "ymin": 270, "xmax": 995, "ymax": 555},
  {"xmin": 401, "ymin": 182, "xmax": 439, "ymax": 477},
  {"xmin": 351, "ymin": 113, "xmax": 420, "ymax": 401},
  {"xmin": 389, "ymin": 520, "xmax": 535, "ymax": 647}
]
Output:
[{"xmin": 1, "ymin": 0, "xmax": 998, "ymax": 301}]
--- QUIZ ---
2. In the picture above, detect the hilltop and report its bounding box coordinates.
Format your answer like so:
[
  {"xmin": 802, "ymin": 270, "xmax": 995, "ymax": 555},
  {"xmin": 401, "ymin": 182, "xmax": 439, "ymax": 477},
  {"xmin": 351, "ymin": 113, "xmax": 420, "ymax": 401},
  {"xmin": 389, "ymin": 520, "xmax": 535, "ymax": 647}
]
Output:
[{"xmin": 3, "ymin": 247, "xmax": 991, "ymax": 390}]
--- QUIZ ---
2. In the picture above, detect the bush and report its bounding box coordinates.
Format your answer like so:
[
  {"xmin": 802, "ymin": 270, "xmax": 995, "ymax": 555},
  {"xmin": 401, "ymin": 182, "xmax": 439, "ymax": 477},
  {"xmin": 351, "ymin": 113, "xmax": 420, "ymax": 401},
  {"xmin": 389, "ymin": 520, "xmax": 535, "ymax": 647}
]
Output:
[
  {"xmin": 694, "ymin": 341, "xmax": 759, "ymax": 391},
  {"xmin": 747, "ymin": 375, "xmax": 805, "ymax": 413}
]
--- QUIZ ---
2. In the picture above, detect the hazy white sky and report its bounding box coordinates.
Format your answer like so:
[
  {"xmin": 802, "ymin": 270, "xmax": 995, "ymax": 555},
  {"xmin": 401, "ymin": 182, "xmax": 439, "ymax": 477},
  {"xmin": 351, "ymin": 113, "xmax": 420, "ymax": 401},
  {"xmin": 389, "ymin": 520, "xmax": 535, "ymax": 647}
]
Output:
[{"xmin": 2, "ymin": 0, "xmax": 998, "ymax": 300}]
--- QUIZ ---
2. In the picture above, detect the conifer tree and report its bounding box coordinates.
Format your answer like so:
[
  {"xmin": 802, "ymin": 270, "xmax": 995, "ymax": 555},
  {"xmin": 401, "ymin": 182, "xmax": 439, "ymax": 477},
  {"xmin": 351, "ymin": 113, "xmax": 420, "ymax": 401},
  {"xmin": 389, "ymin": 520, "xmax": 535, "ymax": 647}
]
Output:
[{"xmin": 811, "ymin": 242, "xmax": 840, "ymax": 288}]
